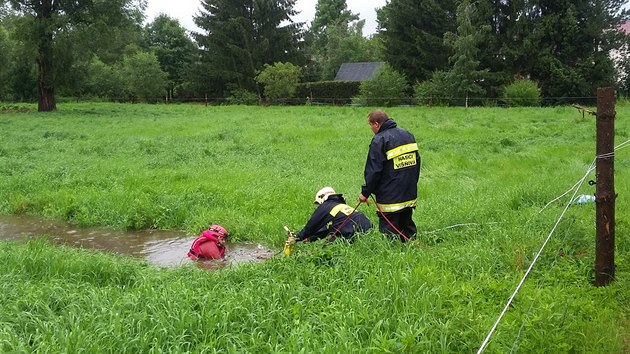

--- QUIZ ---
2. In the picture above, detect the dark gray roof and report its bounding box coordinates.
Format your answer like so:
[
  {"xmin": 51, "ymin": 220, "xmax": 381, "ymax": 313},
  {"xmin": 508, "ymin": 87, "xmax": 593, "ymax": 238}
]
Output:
[{"xmin": 334, "ymin": 62, "xmax": 385, "ymax": 81}]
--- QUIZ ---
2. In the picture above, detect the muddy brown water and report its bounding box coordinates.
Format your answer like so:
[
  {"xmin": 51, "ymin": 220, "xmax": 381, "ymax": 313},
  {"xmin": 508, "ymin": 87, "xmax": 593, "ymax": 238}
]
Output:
[{"xmin": 0, "ymin": 215, "xmax": 277, "ymax": 268}]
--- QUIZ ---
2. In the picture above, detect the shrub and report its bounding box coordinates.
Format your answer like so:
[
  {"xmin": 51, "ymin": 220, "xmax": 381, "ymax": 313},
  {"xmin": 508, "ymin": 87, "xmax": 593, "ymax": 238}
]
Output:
[
  {"xmin": 352, "ymin": 64, "xmax": 410, "ymax": 106},
  {"xmin": 120, "ymin": 52, "xmax": 168, "ymax": 103},
  {"xmin": 255, "ymin": 62, "xmax": 302, "ymax": 104},
  {"xmin": 295, "ymin": 81, "xmax": 361, "ymax": 105},
  {"xmin": 225, "ymin": 88, "xmax": 259, "ymax": 105},
  {"xmin": 413, "ymin": 71, "xmax": 452, "ymax": 106},
  {"xmin": 502, "ymin": 79, "xmax": 541, "ymax": 107}
]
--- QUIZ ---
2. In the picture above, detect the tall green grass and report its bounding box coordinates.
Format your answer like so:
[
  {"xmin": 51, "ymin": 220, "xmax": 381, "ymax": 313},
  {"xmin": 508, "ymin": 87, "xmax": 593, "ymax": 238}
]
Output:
[{"xmin": 0, "ymin": 103, "xmax": 629, "ymax": 352}]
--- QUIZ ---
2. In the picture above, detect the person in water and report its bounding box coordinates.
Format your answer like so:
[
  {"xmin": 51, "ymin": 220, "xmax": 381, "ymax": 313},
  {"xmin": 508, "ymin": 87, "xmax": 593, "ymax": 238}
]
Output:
[{"xmin": 187, "ymin": 224, "xmax": 229, "ymax": 260}]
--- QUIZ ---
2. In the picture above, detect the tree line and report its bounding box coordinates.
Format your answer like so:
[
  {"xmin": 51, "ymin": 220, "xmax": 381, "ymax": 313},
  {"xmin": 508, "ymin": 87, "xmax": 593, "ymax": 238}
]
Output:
[{"xmin": 0, "ymin": 0, "xmax": 628, "ymax": 111}]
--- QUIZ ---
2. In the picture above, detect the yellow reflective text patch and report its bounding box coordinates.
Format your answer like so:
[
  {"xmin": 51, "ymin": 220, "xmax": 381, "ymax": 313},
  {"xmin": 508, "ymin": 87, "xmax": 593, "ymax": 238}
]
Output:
[
  {"xmin": 330, "ymin": 204, "xmax": 354, "ymax": 217},
  {"xmin": 393, "ymin": 153, "xmax": 417, "ymax": 170}
]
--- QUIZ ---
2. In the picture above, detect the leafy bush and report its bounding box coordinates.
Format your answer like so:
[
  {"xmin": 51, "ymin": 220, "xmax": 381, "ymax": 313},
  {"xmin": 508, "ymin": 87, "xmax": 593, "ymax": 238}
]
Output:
[
  {"xmin": 225, "ymin": 88, "xmax": 259, "ymax": 105},
  {"xmin": 502, "ymin": 79, "xmax": 541, "ymax": 107},
  {"xmin": 120, "ymin": 52, "xmax": 168, "ymax": 103},
  {"xmin": 414, "ymin": 71, "xmax": 452, "ymax": 106},
  {"xmin": 255, "ymin": 62, "xmax": 302, "ymax": 104},
  {"xmin": 84, "ymin": 58, "xmax": 124, "ymax": 100},
  {"xmin": 0, "ymin": 103, "xmax": 34, "ymax": 112},
  {"xmin": 295, "ymin": 81, "xmax": 361, "ymax": 105},
  {"xmin": 352, "ymin": 64, "xmax": 410, "ymax": 106}
]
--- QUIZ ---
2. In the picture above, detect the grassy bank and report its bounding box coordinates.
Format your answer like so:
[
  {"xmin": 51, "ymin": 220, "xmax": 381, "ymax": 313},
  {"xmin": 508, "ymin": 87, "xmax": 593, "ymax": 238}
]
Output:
[{"xmin": 0, "ymin": 103, "xmax": 629, "ymax": 352}]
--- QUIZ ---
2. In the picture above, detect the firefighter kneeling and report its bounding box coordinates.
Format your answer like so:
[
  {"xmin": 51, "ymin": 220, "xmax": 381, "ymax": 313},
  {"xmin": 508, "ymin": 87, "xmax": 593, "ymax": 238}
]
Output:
[{"xmin": 294, "ymin": 187, "xmax": 372, "ymax": 243}]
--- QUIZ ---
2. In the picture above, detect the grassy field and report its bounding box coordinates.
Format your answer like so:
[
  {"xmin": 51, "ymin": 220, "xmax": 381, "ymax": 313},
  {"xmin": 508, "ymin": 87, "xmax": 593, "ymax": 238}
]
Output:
[{"xmin": 0, "ymin": 103, "xmax": 629, "ymax": 352}]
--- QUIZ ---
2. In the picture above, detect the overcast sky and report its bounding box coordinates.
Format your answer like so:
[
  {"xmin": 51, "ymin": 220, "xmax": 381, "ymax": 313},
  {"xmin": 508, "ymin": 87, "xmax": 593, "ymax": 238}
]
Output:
[{"xmin": 144, "ymin": 0, "xmax": 387, "ymax": 37}]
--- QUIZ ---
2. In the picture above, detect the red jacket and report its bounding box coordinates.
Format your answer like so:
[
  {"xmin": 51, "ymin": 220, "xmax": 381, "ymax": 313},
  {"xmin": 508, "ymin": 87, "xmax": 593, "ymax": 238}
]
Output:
[{"xmin": 187, "ymin": 230, "xmax": 226, "ymax": 260}]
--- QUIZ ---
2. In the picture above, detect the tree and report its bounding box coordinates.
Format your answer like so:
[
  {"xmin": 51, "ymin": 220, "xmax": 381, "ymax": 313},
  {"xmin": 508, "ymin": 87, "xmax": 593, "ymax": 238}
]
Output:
[
  {"xmin": 377, "ymin": 0, "xmax": 458, "ymax": 84},
  {"xmin": 319, "ymin": 20, "xmax": 384, "ymax": 80},
  {"xmin": 255, "ymin": 62, "xmax": 302, "ymax": 104},
  {"xmin": 616, "ymin": 32, "xmax": 630, "ymax": 96},
  {"xmin": 0, "ymin": 11, "xmax": 38, "ymax": 101},
  {"xmin": 309, "ymin": 0, "xmax": 358, "ymax": 53},
  {"xmin": 305, "ymin": 0, "xmax": 381, "ymax": 82},
  {"xmin": 193, "ymin": 0, "xmax": 305, "ymax": 97},
  {"xmin": 353, "ymin": 63, "xmax": 409, "ymax": 106},
  {"xmin": 83, "ymin": 58, "xmax": 124, "ymax": 100},
  {"xmin": 442, "ymin": 0, "xmax": 489, "ymax": 105},
  {"xmin": 413, "ymin": 71, "xmax": 450, "ymax": 106},
  {"xmin": 144, "ymin": 14, "xmax": 197, "ymax": 101},
  {"xmin": 498, "ymin": 0, "xmax": 629, "ymax": 103},
  {"xmin": 502, "ymin": 78, "xmax": 541, "ymax": 106},
  {"xmin": 3, "ymin": 0, "xmax": 146, "ymax": 111},
  {"xmin": 0, "ymin": 24, "xmax": 12, "ymax": 99}
]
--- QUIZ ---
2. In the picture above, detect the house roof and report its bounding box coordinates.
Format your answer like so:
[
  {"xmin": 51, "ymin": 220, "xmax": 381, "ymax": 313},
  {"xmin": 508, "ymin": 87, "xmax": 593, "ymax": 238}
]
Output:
[
  {"xmin": 334, "ymin": 62, "xmax": 385, "ymax": 81},
  {"xmin": 619, "ymin": 20, "xmax": 630, "ymax": 35}
]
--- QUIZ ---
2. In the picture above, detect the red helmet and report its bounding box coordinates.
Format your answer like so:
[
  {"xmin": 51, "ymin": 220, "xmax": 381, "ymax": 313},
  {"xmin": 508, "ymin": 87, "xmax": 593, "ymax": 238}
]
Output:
[{"xmin": 209, "ymin": 224, "xmax": 229, "ymax": 238}]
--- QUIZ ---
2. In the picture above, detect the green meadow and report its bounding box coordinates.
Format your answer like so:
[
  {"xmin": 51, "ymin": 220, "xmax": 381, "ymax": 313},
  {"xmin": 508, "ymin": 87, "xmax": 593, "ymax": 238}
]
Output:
[{"xmin": 0, "ymin": 103, "xmax": 629, "ymax": 353}]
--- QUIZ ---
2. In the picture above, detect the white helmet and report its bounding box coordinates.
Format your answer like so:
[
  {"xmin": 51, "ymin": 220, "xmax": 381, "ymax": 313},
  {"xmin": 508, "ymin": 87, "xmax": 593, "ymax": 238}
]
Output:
[{"xmin": 314, "ymin": 187, "xmax": 336, "ymax": 204}]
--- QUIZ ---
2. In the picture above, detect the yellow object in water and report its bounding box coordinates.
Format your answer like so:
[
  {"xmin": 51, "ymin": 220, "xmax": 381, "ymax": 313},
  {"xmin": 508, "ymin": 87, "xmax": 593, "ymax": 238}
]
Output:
[{"xmin": 284, "ymin": 236, "xmax": 296, "ymax": 257}]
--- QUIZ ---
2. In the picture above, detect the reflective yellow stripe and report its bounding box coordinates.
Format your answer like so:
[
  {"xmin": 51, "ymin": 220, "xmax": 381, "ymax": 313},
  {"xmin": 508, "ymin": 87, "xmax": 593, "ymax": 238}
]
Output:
[
  {"xmin": 329, "ymin": 204, "xmax": 354, "ymax": 217},
  {"xmin": 376, "ymin": 199, "xmax": 417, "ymax": 213},
  {"xmin": 386, "ymin": 143, "xmax": 418, "ymax": 160}
]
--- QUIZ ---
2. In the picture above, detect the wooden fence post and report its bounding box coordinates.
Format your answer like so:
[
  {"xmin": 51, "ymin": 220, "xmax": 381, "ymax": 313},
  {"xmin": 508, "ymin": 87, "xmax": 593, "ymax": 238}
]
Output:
[{"xmin": 594, "ymin": 87, "xmax": 616, "ymax": 286}]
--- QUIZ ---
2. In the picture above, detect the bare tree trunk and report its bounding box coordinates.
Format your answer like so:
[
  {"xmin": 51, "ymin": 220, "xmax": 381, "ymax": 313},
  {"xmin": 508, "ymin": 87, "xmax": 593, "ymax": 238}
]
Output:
[
  {"xmin": 36, "ymin": 0, "xmax": 56, "ymax": 112},
  {"xmin": 37, "ymin": 48, "xmax": 56, "ymax": 111}
]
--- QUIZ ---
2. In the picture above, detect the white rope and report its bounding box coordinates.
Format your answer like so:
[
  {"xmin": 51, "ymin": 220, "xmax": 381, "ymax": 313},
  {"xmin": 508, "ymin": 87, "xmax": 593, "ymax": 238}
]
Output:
[
  {"xmin": 476, "ymin": 164, "xmax": 593, "ymax": 354},
  {"xmin": 509, "ymin": 215, "xmax": 577, "ymax": 353},
  {"xmin": 507, "ymin": 139, "xmax": 630, "ymax": 351},
  {"xmin": 536, "ymin": 159, "xmax": 596, "ymax": 216},
  {"xmin": 597, "ymin": 138, "xmax": 630, "ymax": 159},
  {"xmin": 614, "ymin": 138, "xmax": 630, "ymax": 151},
  {"xmin": 537, "ymin": 138, "xmax": 628, "ymax": 215},
  {"xmin": 424, "ymin": 222, "xmax": 500, "ymax": 234},
  {"xmin": 436, "ymin": 139, "xmax": 629, "ymax": 237},
  {"xmin": 477, "ymin": 137, "xmax": 629, "ymax": 352}
]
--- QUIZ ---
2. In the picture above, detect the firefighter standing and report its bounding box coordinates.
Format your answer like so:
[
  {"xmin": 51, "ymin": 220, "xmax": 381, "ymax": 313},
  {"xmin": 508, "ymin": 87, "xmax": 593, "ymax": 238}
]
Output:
[{"xmin": 359, "ymin": 109, "xmax": 421, "ymax": 242}]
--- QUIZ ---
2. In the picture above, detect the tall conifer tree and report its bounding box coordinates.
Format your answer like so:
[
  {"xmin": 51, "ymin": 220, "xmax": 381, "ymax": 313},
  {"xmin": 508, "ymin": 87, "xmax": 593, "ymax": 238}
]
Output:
[
  {"xmin": 377, "ymin": 0, "xmax": 458, "ymax": 84},
  {"xmin": 193, "ymin": 0, "xmax": 304, "ymax": 96},
  {"xmin": 497, "ymin": 0, "xmax": 629, "ymax": 102}
]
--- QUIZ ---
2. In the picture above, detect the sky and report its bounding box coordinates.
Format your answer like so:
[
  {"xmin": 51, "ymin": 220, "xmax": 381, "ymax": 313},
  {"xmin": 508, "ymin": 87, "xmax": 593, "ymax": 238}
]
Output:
[{"xmin": 144, "ymin": 0, "xmax": 388, "ymax": 37}]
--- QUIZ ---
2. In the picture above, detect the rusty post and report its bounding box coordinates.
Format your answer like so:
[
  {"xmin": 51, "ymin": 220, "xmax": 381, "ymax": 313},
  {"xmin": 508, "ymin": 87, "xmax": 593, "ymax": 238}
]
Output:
[{"xmin": 594, "ymin": 87, "xmax": 616, "ymax": 286}]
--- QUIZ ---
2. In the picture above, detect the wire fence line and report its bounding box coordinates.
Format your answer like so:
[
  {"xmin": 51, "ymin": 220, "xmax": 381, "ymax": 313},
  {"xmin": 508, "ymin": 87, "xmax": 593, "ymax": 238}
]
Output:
[
  {"xmin": 509, "ymin": 215, "xmax": 578, "ymax": 354},
  {"xmin": 3, "ymin": 95, "xmax": 618, "ymax": 107},
  {"xmin": 476, "ymin": 139, "xmax": 629, "ymax": 353},
  {"xmin": 476, "ymin": 162, "xmax": 595, "ymax": 354}
]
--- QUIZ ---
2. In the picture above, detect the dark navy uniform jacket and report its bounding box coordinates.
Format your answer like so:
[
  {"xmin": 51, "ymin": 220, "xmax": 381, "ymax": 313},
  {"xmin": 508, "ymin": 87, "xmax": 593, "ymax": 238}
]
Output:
[
  {"xmin": 296, "ymin": 194, "xmax": 372, "ymax": 242},
  {"xmin": 361, "ymin": 119, "xmax": 421, "ymax": 213}
]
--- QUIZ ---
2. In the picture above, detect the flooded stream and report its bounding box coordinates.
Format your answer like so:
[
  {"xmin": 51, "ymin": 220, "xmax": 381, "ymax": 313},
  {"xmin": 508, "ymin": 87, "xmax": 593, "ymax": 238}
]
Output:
[{"xmin": 0, "ymin": 215, "xmax": 277, "ymax": 267}]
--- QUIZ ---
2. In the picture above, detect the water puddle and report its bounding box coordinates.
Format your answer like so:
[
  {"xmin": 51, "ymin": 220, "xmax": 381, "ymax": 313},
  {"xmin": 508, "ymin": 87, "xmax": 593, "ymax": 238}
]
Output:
[{"xmin": 0, "ymin": 214, "xmax": 277, "ymax": 268}]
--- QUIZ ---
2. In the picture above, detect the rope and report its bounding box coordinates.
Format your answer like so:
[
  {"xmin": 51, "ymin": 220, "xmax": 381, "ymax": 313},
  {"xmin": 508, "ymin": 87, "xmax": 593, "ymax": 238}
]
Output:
[
  {"xmin": 533, "ymin": 138, "xmax": 628, "ymax": 218},
  {"xmin": 476, "ymin": 162, "xmax": 594, "ymax": 353},
  {"xmin": 596, "ymin": 138, "xmax": 630, "ymax": 160},
  {"xmin": 370, "ymin": 195, "xmax": 411, "ymax": 242},
  {"xmin": 536, "ymin": 159, "xmax": 596, "ymax": 216},
  {"xmin": 509, "ymin": 215, "xmax": 578, "ymax": 353},
  {"xmin": 424, "ymin": 222, "xmax": 501, "ymax": 234},
  {"xmin": 325, "ymin": 200, "xmax": 363, "ymax": 243},
  {"xmin": 481, "ymin": 139, "xmax": 630, "ymax": 351}
]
